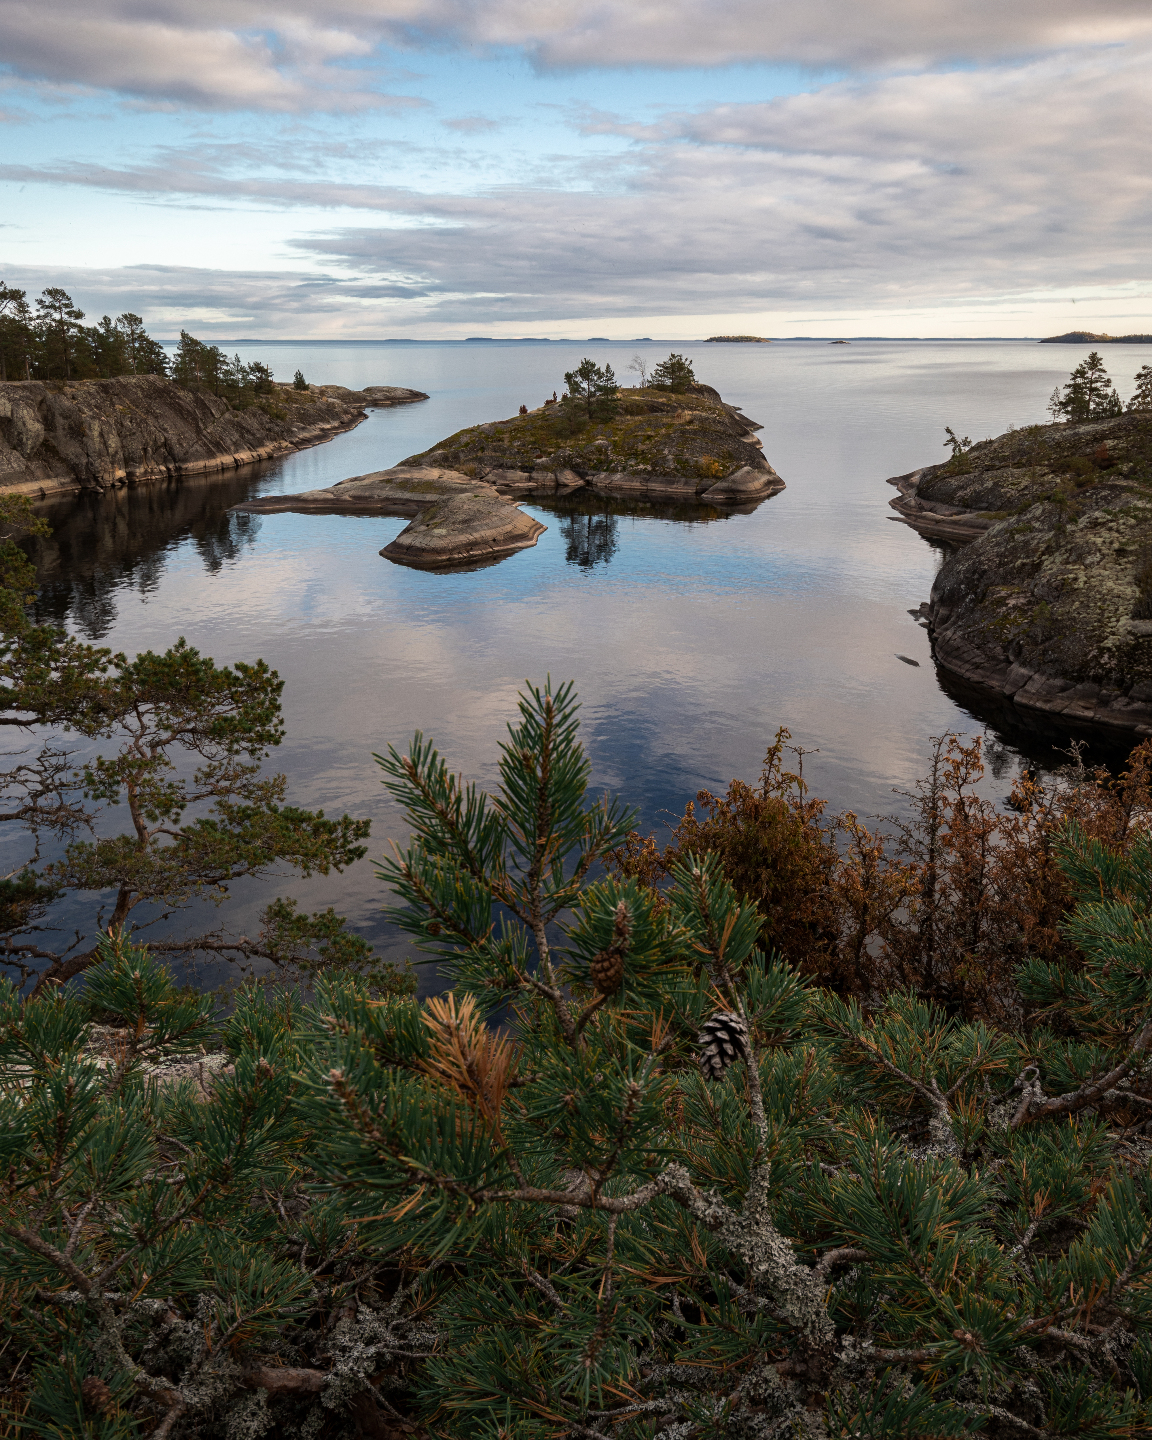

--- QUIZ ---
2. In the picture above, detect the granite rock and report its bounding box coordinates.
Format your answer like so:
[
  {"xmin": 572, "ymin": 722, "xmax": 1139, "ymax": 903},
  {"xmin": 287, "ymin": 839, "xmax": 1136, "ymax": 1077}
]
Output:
[
  {"xmin": 380, "ymin": 492, "xmax": 546, "ymax": 569},
  {"xmin": 0, "ymin": 376, "xmax": 368, "ymax": 499},
  {"xmin": 887, "ymin": 412, "xmax": 1152, "ymax": 736}
]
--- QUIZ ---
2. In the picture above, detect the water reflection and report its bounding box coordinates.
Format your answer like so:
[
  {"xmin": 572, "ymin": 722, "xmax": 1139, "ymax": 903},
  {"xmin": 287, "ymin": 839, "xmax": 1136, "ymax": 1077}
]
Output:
[
  {"xmin": 29, "ymin": 472, "xmax": 271, "ymax": 639},
  {"xmin": 559, "ymin": 510, "xmax": 618, "ymax": 569}
]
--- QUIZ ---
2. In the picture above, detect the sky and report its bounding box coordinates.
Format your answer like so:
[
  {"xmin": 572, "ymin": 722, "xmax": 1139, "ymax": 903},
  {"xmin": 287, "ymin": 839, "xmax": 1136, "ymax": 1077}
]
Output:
[{"xmin": 1, "ymin": 1, "xmax": 1151, "ymax": 340}]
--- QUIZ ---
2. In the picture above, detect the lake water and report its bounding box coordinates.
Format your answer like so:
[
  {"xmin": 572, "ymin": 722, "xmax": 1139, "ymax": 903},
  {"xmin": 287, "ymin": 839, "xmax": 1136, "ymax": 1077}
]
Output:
[{"xmin": 24, "ymin": 339, "xmax": 1152, "ymax": 992}]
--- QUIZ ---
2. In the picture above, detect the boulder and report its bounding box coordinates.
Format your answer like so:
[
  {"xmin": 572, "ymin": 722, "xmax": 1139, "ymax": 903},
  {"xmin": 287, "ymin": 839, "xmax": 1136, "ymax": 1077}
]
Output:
[{"xmin": 380, "ymin": 493, "xmax": 546, "ymax": 569}]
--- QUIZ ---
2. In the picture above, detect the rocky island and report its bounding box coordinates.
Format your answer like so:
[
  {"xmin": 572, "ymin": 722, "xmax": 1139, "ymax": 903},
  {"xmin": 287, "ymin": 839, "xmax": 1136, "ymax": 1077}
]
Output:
[
  {"xmin": 235, "ymin": 379, "xmax": 783, "ymax": 569},
  {"xmin": 889, "ymin": 411, "xmax": 1152, "ymax": 735},
  {"xmin": 0, "ymin": 375, "xmax": 427, "ymax": 499}
]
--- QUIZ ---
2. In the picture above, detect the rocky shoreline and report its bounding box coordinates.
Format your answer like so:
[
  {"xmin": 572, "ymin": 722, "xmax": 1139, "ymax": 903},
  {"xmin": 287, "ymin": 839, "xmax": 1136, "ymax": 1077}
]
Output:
[
  {"xmin": 235, "ymin": 381, "xmax": 784, "ymax": 568},
  {"xmin": 889, "ymin": 412, "xmax": 1152, "ymax": 737},
  {"xmin": 0, "ymin": 376, "xmax": 427, "ymax": 500}
]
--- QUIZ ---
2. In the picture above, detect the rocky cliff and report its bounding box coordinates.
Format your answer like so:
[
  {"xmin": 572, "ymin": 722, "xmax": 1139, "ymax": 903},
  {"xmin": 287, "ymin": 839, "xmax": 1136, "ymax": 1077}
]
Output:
[
  {"xmin": 398, "ymin": 383, "xmax": 783, "ymax": 506},
  {"xmin": 0, "ymin": 376, "xmax": 407, "ymax": 499},
  {"xmin": 888, "ymin": 412, "xmax": 1152, "ymax": 735}
]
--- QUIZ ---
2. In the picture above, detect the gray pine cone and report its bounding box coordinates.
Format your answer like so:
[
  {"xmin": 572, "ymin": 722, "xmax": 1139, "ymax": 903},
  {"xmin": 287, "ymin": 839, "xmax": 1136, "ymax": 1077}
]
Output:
[{"xmin": 697, "ymin": 1011, "xmax": 749, "ymax": 1081}]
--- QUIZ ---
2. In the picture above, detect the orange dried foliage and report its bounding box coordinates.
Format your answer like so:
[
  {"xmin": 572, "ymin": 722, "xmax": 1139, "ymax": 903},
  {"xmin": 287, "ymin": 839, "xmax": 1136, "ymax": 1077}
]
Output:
[
  {"xmin": 419, "ymin": 993, "xmax": 517, "ymax": 1136},
  {"xmin": 608, "ymin": 732, "xmax": 1152, "ymax": 1020}
]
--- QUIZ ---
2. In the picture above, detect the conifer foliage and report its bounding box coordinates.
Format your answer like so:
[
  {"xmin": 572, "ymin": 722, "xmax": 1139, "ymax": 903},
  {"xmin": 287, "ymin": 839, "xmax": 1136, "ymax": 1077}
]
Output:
[{"xmin": 5, "ymin": 681, "xmax": 1152, "ymax": 1438}]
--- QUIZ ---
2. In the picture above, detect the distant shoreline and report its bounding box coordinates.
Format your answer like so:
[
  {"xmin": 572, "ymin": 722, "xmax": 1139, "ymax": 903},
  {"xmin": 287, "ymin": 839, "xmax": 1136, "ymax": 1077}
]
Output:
[{"xmin": 154, "ymin": 335, "xmax": 1145, "ymax": 347}]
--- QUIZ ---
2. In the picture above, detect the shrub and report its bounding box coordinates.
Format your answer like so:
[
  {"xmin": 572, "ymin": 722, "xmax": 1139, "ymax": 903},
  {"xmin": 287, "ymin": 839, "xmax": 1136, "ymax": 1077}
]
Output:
[{"xmin": 7, "ymin": 682, "xmax": 1152, "ymax": 1438}]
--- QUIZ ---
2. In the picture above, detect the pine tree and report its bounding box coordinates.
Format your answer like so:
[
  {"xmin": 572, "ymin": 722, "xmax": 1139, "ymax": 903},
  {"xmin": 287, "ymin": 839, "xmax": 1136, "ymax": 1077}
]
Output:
[
  {"xmin": 649, "ymin": 351, "xmax": 696, "ymax": 392},
  {"xmin": 563, "ymin": 356, "xmax": 618, "ymax": 418},
  {"xmin": 0, "ymin": 498, "xmax": 382, "ymax": 996},
  {"xmin": 7, "ymin": 682, "xmax": 1152, "ymax": 1438},
  {"xmin": 1129, "ymin": 363, "xmax": 1152, "ymax": 411},
  {"xmin": 0, "ymin": 282, "xmax": 32, "ymax": 381},
  {"xmin": 34, "ymin": 286, "xmax": 86, "ymax": 380},
  {"xmin": 1050, "ymin": 351, "xmax": 1124, "ymax": 422}
]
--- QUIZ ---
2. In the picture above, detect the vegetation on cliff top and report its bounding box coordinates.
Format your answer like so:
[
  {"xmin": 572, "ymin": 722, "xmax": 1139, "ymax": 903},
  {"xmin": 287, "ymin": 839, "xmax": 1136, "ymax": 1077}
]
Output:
[
  {"xmin": 403, "ymin": 356, "xmax": 763, "ymax": 482},
  {"xmin": 0, "ymin": 282, "xmax": 317, "ymax": 422}
]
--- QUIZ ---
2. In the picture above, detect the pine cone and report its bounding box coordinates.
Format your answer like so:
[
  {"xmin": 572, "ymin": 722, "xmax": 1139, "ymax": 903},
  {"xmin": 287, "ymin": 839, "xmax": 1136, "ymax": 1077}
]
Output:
[
  {"xmin": 81, "ymin": 1377, "xmax": 114, "ymax": 1416},
  {"xmin": 589, "ymin": 900, "xmax": 632, "ymax": 995},
  {"xmin": 697, "ymin": 1011, "xmax": 749, "ymax": 1081}
]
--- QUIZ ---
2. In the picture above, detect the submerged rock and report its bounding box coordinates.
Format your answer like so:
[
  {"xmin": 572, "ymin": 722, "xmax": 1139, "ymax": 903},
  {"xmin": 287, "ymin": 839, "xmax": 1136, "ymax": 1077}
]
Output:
[{"xmin": 887, "ymin": 412, "xmax": 1152, "ymax": 736}]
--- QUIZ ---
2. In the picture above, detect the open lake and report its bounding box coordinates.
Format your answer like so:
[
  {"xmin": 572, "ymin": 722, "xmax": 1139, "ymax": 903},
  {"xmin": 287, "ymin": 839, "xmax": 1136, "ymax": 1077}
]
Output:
[{"xmin": 25, "ymin": 338, "xmax": 1152, "ymax": 991}]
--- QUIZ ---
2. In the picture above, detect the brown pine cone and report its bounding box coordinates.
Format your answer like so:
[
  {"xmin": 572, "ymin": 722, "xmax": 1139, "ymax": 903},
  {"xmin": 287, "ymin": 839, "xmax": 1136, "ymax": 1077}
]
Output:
[
  {"xmin": 81, "ymin": 1377, "xmax": 114, "ymax": 1415},
  {"xmin": 589, "ymin": 899, "xmax": 632, "ymax": 995},
  {"xmin": 697, "ymin": 1011, "xmax": 749, "ymax": 1081}
]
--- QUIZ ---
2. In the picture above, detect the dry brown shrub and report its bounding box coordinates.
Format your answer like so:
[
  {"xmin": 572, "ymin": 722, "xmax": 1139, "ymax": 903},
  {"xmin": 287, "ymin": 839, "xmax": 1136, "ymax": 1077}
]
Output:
[{"xmin": 607, "ymin": 733, "xmax": 1152, "ymax": 1020}]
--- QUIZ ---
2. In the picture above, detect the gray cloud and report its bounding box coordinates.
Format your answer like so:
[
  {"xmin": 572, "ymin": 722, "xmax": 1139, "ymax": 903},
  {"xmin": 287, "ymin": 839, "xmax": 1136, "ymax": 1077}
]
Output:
[
  {"xmin": 2, "ymin": 0, "xmax": 1152, "ymax": 110},
  {"xmin": 4, "ymin": 41, "xmax": 1149, "ymax": 330},
  {"xmin": 442, "ymin": 115, "xmax": 504, "ymax": 133}
]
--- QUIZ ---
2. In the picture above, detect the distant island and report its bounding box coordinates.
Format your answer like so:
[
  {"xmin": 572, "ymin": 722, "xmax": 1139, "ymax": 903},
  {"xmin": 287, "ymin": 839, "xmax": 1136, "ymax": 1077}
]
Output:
[
  {"xmin": 1041, "ymin": 331, "xmax": 1152, "ymax": 344},
  {"xmin": 703, "ymin": 335, "xmax": 771, "ymax": 343}
]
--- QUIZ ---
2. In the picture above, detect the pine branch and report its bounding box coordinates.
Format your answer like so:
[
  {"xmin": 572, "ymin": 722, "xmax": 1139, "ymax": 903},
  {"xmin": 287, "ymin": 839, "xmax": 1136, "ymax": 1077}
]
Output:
[{"xmin": 1012, "ymin": 1018, "xmax": 1152, "ymax": 1128}]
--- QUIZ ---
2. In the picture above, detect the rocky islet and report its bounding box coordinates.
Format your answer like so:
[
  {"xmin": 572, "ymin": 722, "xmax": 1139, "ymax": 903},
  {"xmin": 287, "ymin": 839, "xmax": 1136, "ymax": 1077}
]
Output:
[
  {"xmin": 235, "ymin": 381, "xmax": 785, "ymax": 568},
  {"xmin": 889, "ymin": 410, "xmax": 1152, "ymax": 736}
]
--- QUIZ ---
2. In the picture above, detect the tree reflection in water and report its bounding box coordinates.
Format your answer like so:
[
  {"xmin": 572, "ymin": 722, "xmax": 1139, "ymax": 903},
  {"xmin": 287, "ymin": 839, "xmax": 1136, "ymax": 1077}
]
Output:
[
  {"xmin": 26, "ymin": 470, "xmax": 271, "ymax": 640},
  {"xmin": 559, "ymin": 509, "xmax": 619, "ymax": 569}
]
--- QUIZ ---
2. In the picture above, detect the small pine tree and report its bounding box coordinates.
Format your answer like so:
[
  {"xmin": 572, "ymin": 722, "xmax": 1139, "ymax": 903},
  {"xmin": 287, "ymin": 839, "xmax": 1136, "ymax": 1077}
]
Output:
[
  {"xmin": 943, "ymin": 425, "xmax": 972, "ymax": 458},
  {"xmin": 9, "ymin": 684, "xmax": 1152, "ymax": 1438},
  {"xmin": 1129, "ymin": 363, "xmax": 1152, "ymax": 411},
  {"xmin": 563, "ymin": 356, "xmax": 618, "ymax": 418},
  {"xmin": 1050, "ymin": 351, "xmax": 1124, "ymax": 422},
  {"xmin": 293, "ymin": 368, "xmax": 308, "ymax": 390},
  {"xmin": 649, "ymin": 351, "xmax": 696, "ymax": 392}
]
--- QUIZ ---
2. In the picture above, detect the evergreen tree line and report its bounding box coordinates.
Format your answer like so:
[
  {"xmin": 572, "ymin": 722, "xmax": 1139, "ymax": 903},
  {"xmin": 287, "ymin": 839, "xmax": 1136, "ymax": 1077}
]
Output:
[
  {"xmin": 1048, "ymin": 350, "xmax": 1152, "ymax": 422},
  {"xmin": 0, "ymin": 282, "xmax": 280, "ymax": 397}
]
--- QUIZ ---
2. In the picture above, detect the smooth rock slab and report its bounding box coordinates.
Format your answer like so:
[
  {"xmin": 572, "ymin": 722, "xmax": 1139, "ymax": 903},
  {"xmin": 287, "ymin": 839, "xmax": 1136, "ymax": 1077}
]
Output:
[
  {"xmin": 381, "ymin": 493, "xmax": 546, "ymax": 569},
  {"xmin": 232, "ymin": 466, "xmax": 499, "ymax": 516}
]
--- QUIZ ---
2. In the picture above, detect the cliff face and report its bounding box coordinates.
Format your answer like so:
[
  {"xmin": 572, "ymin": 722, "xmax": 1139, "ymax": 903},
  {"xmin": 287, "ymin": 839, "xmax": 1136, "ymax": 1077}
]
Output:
[
  {"xmin": 0, "ymin": 376, "xmax": 369, "ymax": 499},
  {"xmin": 888, "ymin": 412, "xmax": 1152, "ymax": 735}
]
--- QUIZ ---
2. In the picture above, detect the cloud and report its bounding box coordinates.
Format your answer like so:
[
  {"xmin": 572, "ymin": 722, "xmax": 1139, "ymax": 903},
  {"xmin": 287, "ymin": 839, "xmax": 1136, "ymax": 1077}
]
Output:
[
  {"xmin": 3, "ymin": 0, "xmax": 1152, "ymax": 110},
  {"xmin": 4, "ymin": 40, "xmax": 1149, "ymax": 331},
  {"xmin": 293, "ymin": 43, "xmax": 1152, "ymax": 319},
  {"xmin": 442, "ymin": 115, "xmax": 504, "ymax": 133}
]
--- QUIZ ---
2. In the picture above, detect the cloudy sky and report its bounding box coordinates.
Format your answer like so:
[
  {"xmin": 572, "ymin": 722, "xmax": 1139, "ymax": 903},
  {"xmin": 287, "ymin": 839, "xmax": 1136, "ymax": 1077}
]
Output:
[{"xmin": 2, "ymin": 1, "xmax": 1150, "ymax": 339}]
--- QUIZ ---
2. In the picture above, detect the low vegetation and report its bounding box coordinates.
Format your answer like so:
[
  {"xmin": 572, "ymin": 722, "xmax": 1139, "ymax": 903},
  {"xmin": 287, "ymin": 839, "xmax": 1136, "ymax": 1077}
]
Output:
[
  {"xmin": 404, "ymin": 354, "xmax": 763, "ymax": 483},
  {"xmin": 4, "ymin": 680, "xmax": 1152, "ymax": 1440}
]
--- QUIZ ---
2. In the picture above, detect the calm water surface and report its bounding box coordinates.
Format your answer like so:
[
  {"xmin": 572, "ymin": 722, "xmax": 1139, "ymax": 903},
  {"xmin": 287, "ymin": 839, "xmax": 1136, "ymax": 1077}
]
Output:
[{"xmin": 26, "ymin": 340, "xmax": 1152, "ymax": 989}]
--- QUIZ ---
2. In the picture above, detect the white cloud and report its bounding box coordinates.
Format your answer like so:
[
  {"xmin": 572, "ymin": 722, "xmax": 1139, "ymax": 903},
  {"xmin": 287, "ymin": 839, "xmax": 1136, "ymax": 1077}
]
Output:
[
  {"xmin": 2, "ymin": 0, "xmax": 1152, "ymax": 110},
  {"xmin": 3, "ymin": 37, "xmax": 1149, "ymax": 334}
]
